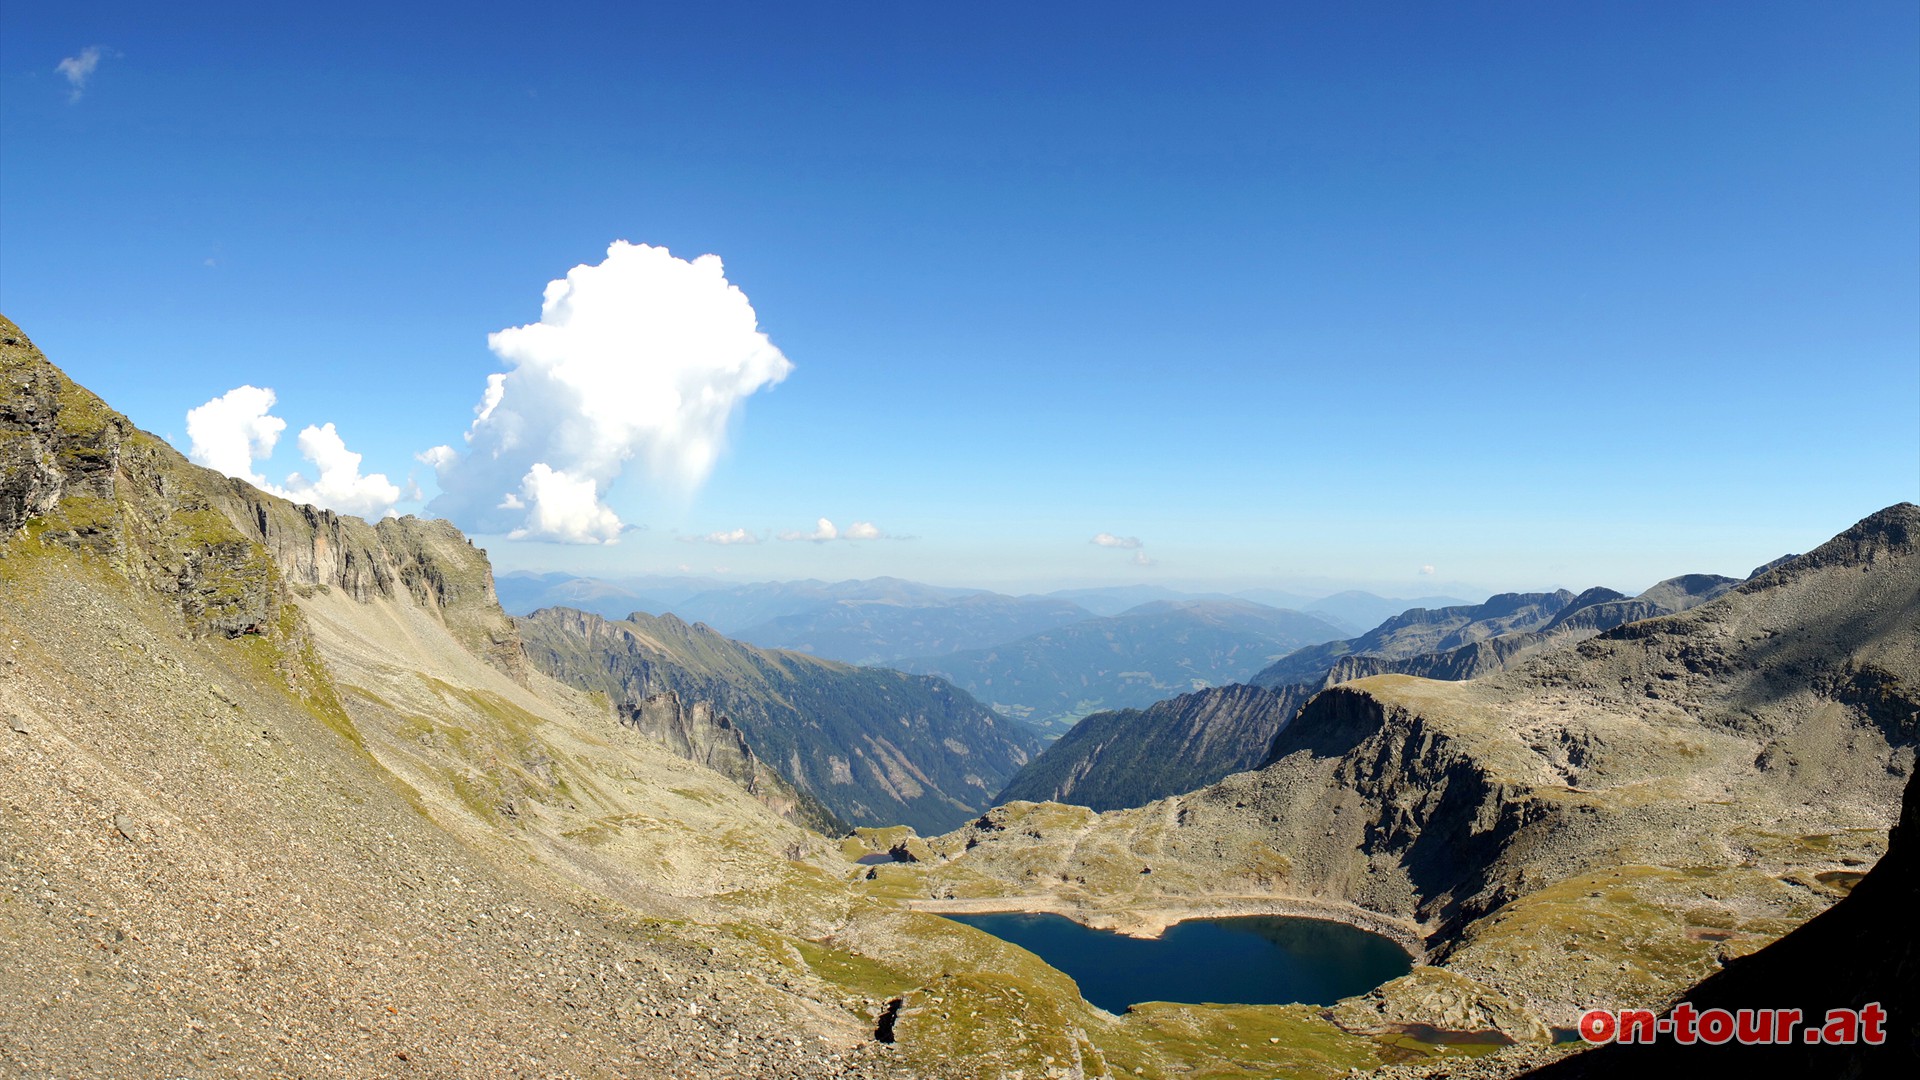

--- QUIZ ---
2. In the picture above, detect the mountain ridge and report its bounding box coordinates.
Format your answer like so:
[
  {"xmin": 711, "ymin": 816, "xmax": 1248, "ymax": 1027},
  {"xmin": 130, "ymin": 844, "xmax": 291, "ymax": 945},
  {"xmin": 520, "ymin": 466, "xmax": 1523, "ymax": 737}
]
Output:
[
  {"xmin": 517, "ymin": 605, "xmax": 1039, "ymax": 833},
  {"xmin": 999, "ymin": 570, "xmax": 1750, "ymax": 811}
]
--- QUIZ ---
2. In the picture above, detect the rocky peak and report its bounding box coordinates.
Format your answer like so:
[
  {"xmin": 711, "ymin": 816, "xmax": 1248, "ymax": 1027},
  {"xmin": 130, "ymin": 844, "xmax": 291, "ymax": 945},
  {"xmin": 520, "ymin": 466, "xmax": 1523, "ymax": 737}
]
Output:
[{"xmin": 1738, "ymin": 501, "xmax": 1919, "ymax": 592}]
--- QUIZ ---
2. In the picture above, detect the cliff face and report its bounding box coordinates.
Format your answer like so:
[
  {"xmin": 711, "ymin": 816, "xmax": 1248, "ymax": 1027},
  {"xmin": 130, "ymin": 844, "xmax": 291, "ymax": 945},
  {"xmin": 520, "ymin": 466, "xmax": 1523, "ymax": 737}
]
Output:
[
  {"xmin": 226, "ymin": 495, "xmax": 528, "ymax": 683},
  {"xmin": 624, "ymin": 688, "xmax": 845, "ymax": 834},
  {"xmin": 0, "ymin": 316, "xmax": 525, "ymax": 683}
]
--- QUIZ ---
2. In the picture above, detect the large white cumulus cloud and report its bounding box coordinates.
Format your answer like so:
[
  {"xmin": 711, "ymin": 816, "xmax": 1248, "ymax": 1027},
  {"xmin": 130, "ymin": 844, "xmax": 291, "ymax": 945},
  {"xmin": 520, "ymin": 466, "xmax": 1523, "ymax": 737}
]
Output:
[{"xmin": 424, "ymin": 241, "xmax": 793, "ymax": 544}]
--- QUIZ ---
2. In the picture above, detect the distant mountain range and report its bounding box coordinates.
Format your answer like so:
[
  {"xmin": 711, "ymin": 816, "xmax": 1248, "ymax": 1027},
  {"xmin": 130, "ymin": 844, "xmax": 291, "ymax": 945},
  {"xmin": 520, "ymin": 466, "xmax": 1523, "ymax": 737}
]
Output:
[
  {"xmin": 497, "ymin": 572, "xmax": 1467, "ymax": 734},
  {"xmin": 500, "ymin": 572, "xmax": 1469, "ymax": 637},
  {"xmin": 895, "ymin": 599, "xmax": 1351, "ymax": 738},
  {"xmin": 494, "ymin": 572, "xmax": 981, "ymax": 633},
  {"xmin": 998, "ymin": 571, "xmax": 1762, "ymax": 811},
  {"xmin": 727, "ymin": 593, "xmax": 1096, "ymax": 666},
  {"xmin": 517, "ymin": 607, "xmax": 1039, "ymax": 833}
]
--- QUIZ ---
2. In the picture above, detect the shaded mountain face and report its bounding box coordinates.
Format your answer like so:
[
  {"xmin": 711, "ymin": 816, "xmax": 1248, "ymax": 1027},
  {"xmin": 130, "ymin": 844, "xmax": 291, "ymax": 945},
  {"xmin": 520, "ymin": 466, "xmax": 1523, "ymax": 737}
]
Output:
[
  {"xmin": 896, "ymin": 599, "xmax": 1350, "ymax": 738},
  {"xmin": 621, "ymin": 688, "xmax": 846, "ymax": 834},
  {"xmin": 994, "ymin": 683, "xmax": 1315, "ymax": 810},
  {"xmin": 727, "ymin": 592, "xmax": 1096, "ymax": 666},
  {"xmin": 903, "ymin": 503, "xmax": 1919, "ymax": 1044},
  {"xmin": 517, "ymin": 607, "xmax": 1039, "ymax": 833}
]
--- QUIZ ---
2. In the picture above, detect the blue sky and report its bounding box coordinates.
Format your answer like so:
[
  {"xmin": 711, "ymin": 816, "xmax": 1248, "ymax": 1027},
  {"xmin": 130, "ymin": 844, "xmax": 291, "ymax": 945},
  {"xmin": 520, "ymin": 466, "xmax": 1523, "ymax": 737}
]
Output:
[{"xmin": 3, "ymin": 2, "xmax": 1916, "ymax": 595}]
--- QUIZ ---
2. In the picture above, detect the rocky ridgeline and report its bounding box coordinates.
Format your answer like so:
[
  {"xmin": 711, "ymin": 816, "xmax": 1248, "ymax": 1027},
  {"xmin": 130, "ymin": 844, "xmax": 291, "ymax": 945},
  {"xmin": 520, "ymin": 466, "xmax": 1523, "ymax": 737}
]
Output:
[
  {"xmin": 1000, "ymin": 571, "xmax": 1750, "ymax": 813},
  {"xmin": 0, "ymin": 316, "xmax": 524, "ymax": 682}
]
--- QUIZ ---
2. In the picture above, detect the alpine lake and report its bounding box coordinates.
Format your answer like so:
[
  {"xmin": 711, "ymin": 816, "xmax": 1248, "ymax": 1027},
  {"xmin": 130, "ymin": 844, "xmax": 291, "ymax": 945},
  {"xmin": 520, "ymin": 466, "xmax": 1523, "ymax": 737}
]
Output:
[{"xmin": 942, "ymin": 911, "xmax": 1413, "ymax": 1015}]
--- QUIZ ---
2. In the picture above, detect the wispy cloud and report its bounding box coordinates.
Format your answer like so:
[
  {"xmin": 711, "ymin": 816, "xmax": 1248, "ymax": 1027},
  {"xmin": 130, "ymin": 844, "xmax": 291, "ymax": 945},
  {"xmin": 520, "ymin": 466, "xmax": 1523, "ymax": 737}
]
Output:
[
  {"xmin": 1132, "ymin": 550, "xmax": 1156, "ymax": 567},
  {"xmin": 57, "ymin": 46, "xmax": 103, "ymax": 102},
  {"xmin": 681, "ymin": 528, "xmax": 761, "ymax": 545},
  {"xmin": 1420, "ymin": 564, "xmax": 1436, "ymax": 576},
  {"xmin": 423, "ymin": 241, "xmax": 792, "ymax": 544},
  {"xmin": 185, "ymin": 386, "xmax": 401, "ymax": 519},
  {"xmin": 779, "ymin": 517, "xmax": 841, "ymax": 542},
  {"xmin": 776, "ymin": 517, "xmax": 894, "ymax": 543},
  {"xmin": 1091, "ymin": 532, "xmax": 1143, "ymax": 549}
]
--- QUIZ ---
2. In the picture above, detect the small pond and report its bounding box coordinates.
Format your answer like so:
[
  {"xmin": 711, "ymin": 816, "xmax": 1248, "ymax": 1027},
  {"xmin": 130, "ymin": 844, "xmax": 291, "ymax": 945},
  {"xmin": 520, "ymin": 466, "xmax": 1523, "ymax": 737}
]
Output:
[{"xmin": 943, "ymin": 912, "xmax": 1412, "ymax": 1014}]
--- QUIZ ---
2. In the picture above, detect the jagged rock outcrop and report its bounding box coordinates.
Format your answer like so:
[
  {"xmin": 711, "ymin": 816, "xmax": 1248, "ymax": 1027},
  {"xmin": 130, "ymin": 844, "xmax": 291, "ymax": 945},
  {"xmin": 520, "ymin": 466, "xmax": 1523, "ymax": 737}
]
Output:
[
  {"xmin": 519, "ymin": 606, "xmax": 1040, "ymax": 834},
  {"xmin": 226, "ymin": 497, "xmax": 528, "ymax": 683}
]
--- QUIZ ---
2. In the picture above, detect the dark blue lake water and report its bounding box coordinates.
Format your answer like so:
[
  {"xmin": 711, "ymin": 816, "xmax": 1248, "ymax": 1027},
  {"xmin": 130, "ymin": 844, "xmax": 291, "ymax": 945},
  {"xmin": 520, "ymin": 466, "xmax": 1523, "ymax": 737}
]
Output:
[{"xmin": 944, "ymin": 912, "xmax": 1412, "ymax": 1014}]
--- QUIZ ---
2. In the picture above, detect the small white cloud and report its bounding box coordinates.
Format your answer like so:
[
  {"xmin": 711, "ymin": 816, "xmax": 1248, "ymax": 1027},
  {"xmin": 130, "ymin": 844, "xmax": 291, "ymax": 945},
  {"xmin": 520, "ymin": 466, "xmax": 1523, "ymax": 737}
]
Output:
[
  {"xmin": 776, "ymin": 517, "xmax": 895, "ymax": 542},
  {"xmin": 779, "ymin": 517, "xmax": 840, "ymax": 543},
  {"xmin": 186, "ymin": 385, "xmax": 285, "ymax": 487},
  {"xmin": 1420, "ymin": 564, "xmax": 1437, "ymax": 576},
  {"xmin": 505, "ymin": 464, "xmax": 624, "ymax": 544},
  {"xmin": 57, "ymin": 46, "xmax": 102, "ymax": 102},
  {"xmin": 1132, "ymin": 550, "xmax": 1156, "ymax": 567},
  {"xmin": 681, "ymin": 528, "xmax": 760, "ymax": 545},
  {"xmin": 1092, "ymin": 532, "xmax": 1143, "ymax": 549},
  {"xmin": 280, "ymin": 423, "xmax": 402, "ymax": 519}
]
